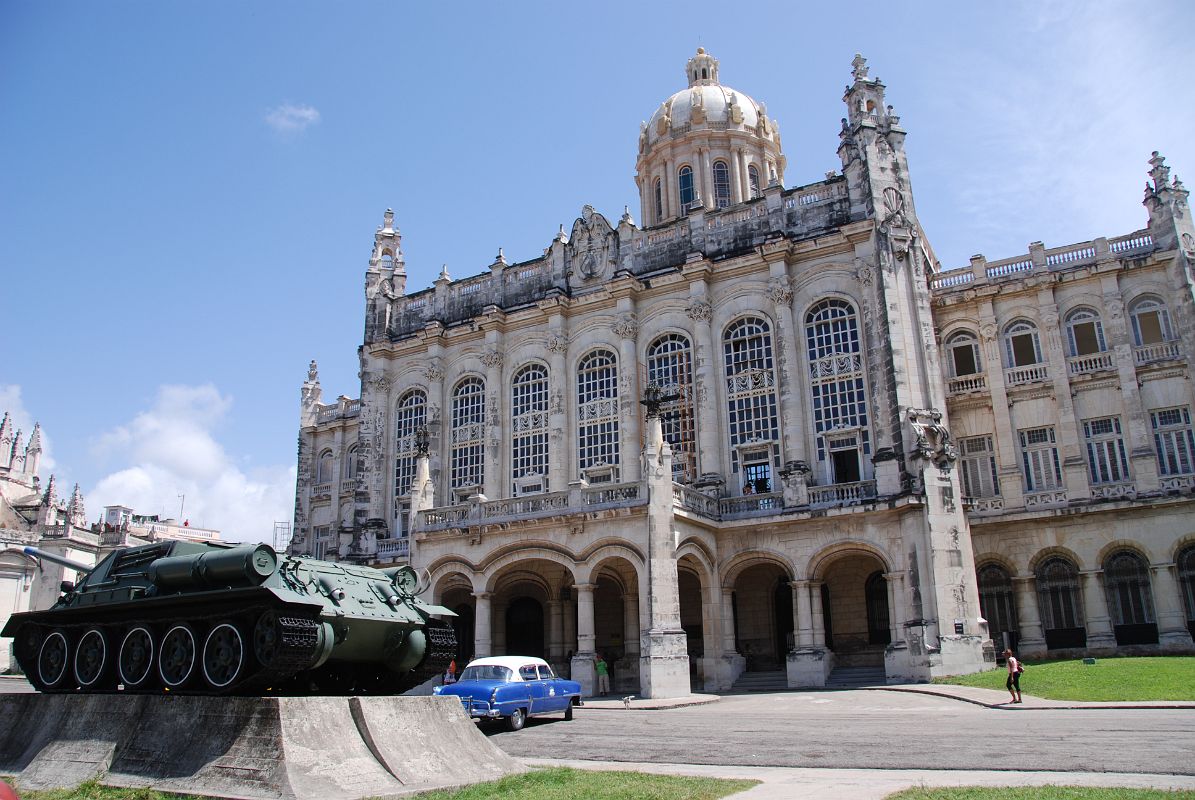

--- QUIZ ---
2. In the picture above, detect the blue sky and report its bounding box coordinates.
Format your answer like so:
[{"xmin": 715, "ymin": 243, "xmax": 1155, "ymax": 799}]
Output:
[{"xmin": 2, "ymin": 1, "xmax": 1193, "ymax": 542}]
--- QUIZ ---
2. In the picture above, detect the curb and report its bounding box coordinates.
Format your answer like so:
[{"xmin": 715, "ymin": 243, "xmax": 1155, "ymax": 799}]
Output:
[{"xmin": 871, "ymin": 685, "xmax": 1195, "ymax": 711}]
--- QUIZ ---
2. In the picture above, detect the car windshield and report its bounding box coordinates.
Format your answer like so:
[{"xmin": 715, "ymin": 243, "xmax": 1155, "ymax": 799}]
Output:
[{"xmin": 459, "ymin": 665, "xmax": 513, "ymax": 682}]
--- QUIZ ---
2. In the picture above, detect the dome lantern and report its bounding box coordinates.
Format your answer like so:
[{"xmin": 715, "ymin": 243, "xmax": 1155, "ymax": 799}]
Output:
[{"xmin": 686, "ymin": 47, "xmax": 719, "ymax": 87}]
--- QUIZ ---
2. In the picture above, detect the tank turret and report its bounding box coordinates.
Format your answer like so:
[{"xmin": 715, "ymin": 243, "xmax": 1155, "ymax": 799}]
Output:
[{"xmin": 2, "ymin": 541, "xmax": 456, "ymax": 695}]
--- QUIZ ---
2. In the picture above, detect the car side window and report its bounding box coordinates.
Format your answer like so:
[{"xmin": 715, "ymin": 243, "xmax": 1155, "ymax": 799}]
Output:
[
  {"xmin": 519, "ymin": 665, "xmax": 538, "ymax": 680},
  {"xmin": 537, "ymin": 664, "xmax": 556, "ymax": 679}
]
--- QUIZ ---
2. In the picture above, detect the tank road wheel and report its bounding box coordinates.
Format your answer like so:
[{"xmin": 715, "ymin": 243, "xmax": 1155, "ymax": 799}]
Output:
[
  {"xmin": 118, "ymin": 626, "xmax": 156, "ymax": 690},
  {"xmin": 253, "ymin": 611, "xmax": 281, "ymax": 667},
  {"xmin": 74, "ymin": 628, "xmax": 115, "ymax": 690},
  {"xmin": 159, "ymin": 624, "xmax": 199, "ymax": 689},
  {"xmin": 202, "ymin": 622, "xmax": 246, "ymax": 691},
  {"xmin": 37, "ymin": 630, "xmax": 73, "ymax": 692}
]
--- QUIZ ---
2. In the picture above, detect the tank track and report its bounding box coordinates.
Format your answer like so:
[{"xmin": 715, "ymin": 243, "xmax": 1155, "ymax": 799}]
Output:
[
  {"xmin": 409, "ymin": 619, "xmax": 457, "ymax": 686},
  {"xmin": 238, "ymin": 614, "xmax": 322, "ymax": 694}
]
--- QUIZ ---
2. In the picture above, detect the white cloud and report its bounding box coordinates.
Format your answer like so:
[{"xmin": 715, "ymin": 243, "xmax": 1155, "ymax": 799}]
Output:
[
  {"xmin": 87, "ymin": 384, "xmax": 296, "ymax": 545},
  {"xmin": 0, "ymin": 384, "xmax": 55, "ymax": 472},
  {"xmin": 264, "ymin": 103, "xmax": 321, "ymax": 134}
]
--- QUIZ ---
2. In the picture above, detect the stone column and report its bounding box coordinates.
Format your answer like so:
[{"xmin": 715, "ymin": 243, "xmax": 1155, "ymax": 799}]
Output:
[
  {"xmin": 547, "ymin": 599, "xmax": 564, "ymax": 662},
  {"xmin": 738, "ymin": 149, "xmax": 750, "ymax": 199},
  {"xmin": 562, "ymin": 596, "xmax": 577, "ymax": 656},
  {"xmin": 768, "ymin": 276, "xmax": 808, "ymax": 487},
  {"xmin": 1011, "ymin": 576, "xmax": 1046, "ymax": 655},
  {"xmin": 810, "ymin": 581, "xmax": 827, "ymax": 648},
  {"xmin": 664, "ymin": 157, "xmax": 676, "ymax": 219},
  {"xmin": 977, "ymin": 306, "xmax": 1025, "ymax": 508},
  {"xmin": 698, "ymin": 147, "xmax": 711, "ymax": 208},
  {"xmin": 1151, "ymin": 563, "xmax": 1195, "ymax": 647},
  {"xmin": 884, "ymin": 573, "xmax": 901, "ymax": 645},
  {"xmin": 687, "ymin": 290, "xmax": 721, "ymax": 480},
  {"xmin": 720, "ymin": 587, "xmax": 737, "ymax": 655},
  {"xmin": 424, "ymin": 354, "xmax": 446, "ymax": 500},
  {"xmin": 623, "ymin": 591, "xmax": 641, "ymax": 659},
  {"xmin": 492, "ymin": 597, "xmax": 507, "ymax": 655},
  {"xmin": 572, "ymin": 583, "xmax": 598, "ymax": 696},
  {"xmin": 481, "ymin": 345, "xmax": 503, "ymax": 499},
  {"xmin": 546, "ymin": 322, "xmax": 568, "ymax": 492},
  {"xmin": 1080, "ymin": 570, "xmax": 1117, "ymax": 649},
  {"xmin": 473, "ymin": 592, "xmax": 492, "ymax": 659},
  {"xmin": 729, "ymin": 150, "xmax": 743, "ymax": 204},
  {"xmin": 792, "ymin": 581, "xmax": 813, "ymax": 648},
  {"xmin": 614, "ymin": 310, "xmax": 641, "ymax": 482}
]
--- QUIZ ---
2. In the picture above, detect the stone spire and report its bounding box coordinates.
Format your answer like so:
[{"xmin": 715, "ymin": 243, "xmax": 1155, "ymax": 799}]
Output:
[
  {"xmin": 1144, "ymin": 151, "xmax": 1193, "ymax": 250},
  {"xmin": 24, "ymin": 422, "xmax": 42, "ymax": 476},
  {"xmin": 300, "ymin": 360, "xmax": 323, "ymax": 428},
  {"xmin": 0, "ymin": 412, "xmax": 11, "ymax": 470},
  {"xmin": 9, "ymin": 430, "xmax": 24, "ymax": 472},
  {"xmin": 372, "ymin": 207, "xmax": 406, "ymax": 294},
  {"xmin": 41, "ymin": 473, "xmax": 56, "ymax": 506},
  {"xmin": 68, "ymin": 483, "xmax": 87, "ymax": 528}
]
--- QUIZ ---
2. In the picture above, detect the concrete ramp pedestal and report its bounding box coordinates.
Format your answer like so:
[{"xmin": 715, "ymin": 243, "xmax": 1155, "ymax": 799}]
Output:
[{"xmin": 1, "ymin": 694, "xmax": 525, "ymax": 799}]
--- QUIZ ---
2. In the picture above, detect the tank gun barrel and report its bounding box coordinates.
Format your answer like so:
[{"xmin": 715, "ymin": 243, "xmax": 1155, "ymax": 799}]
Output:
[
  {"xmin": 23, "ymin": 546, "xmax": 93, "ymax": 574},
  {"xmin": 148, "ymin": 543, "xmax": 278, "ymax": 589}
]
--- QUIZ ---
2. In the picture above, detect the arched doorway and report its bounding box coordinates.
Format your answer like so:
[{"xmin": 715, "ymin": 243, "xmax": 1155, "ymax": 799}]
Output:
[
  {"xmin": 819, "ymin": 550, "xmax": 889, "ymax": 667},
  {"xmin": 732, "ymin": 561, "xmax": 793, "ymax": 671},
  {"xmin": 1104, "ymin": 550, "xmax": 1158, "ymax": 646},
  {"xmin": 505, "ymin": 596, "xmax": 545, "ymax": 658},
  {"xmin": 590, "ymin": 556, "xmax": 642, "ymax": 693},
  {"xmin": 977, "ymin": 563, "xmax": 1018, "ymax": 653}
]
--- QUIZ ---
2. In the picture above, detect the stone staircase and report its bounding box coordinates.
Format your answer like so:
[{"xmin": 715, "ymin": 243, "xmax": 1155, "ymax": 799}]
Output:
[
  {"xmin": 826, "ymin": 665, "xmax": 887, "ymax": 687},
  {"xmin": 729, "ymin": 670, "xmax": 789, "ymax": 693}
]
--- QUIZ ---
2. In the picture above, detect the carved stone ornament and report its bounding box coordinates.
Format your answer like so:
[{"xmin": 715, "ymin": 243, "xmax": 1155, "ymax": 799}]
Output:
[
  {"xmin": 686, "ymin": 299, "xmax": 713, "ymax": 322},
  {"xmin": 856, "ymin": 263, "xmax": 874, "ymax": 288},
  {"xmin": 480, "ymin": 350, "xmax": 504, "ymax": 369},
  {"xmin": 980, "ymin": 323, "xmax": 998, "ymax": 342},
  {"xmin": 424, "ymin": 365, "xmax": 444, "ymax": 382},
  {"xmin": 613, "ymin": 314, "xmax": 639, "ymax": 340},
  {"xmin": 1183, "ymin": 232, "xmax": 1195, "ymax": 252},
  {"xmin": 1104, "ymin": 297, "xmax": 1125, "ymax": 321},
  {"xmin": 906, "ymin": 407, "xmax": 958, "ymax": 469},
  {"xmin": 768, "ymin": 279, "xmax": 794, "ymax": 307},
  {"xmin": 368, "ymin": 375, "xmax": 392, "ymax": 392},
  {"xmin": 546, "ymin": 334, "xmax": 568, "ymax": 354}
]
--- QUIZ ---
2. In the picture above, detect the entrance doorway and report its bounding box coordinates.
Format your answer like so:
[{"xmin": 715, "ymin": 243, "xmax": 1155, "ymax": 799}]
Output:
[
  {"xmin": 820, "ymin": 551, "xmax": 889, "ymax": 667},
  {"xmin": 505, "ymin": 597, "xmax": 545, "ymax": 658}
]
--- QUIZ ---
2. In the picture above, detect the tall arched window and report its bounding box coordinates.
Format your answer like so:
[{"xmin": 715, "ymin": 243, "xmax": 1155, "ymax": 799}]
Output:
[
  {"xmin": 748, "ymin": 165, "xmax": 761, "ymax": 198},
  {"xmin": 678, "ymin": 166, "xmax": 695, "ymax": 211},
  {"xmin": 1104, "ymin": 550, "xmax": 1158, "ymax": 645},
  {"xmin": 511, "ymin": 364, "xmax": 549, "ymax": 493},
  {"xmin": 946, "ymin": 330, "xmax": 982, "ymax": 377},
  {"xmin": 1035, "ymin": 556, "xmax": 1085, "ymax": 650},
  {"xmin": 1130, "ymin": 296, "xmax": 1174, "ymax": 345},
  {"xmin": 577, "ymin": 349, "xmax": 619, "ymax": 481},
  {"xmin": 1178, "ymin": 545, "xmax": 1195, "ymax": 640},
  {"xmin": 724, "ymin": 318, "xmax": 779, "ymax": 493},
  {"xmin": 977, "ymin": 564, "xmax": 1018, "ymax": 650},
  {"xmin": 712, "ymin": 160, "xmax": 731, "ymax": 208},
  {"xmin": 805, "ymin": 299, "xmax": 870, "ymax": 484},
  {"xmin": 451, "ymin": 377, "xmax": 486, "ymax": 492},
  {"xmin": 1004, "ymin": 320, "xmax": 1043, "ymax": 367},
  {"xmin": 653, "ymin": 177, "xmax": 663, "ymax": 223},
  {"xmin": 394, "ymin": 390, "xmax": 428, "ymax": 499},
  {"xmin": 1065, "ymin": 308, "xmax": 1107, "ymax": 356},
  {"xmin": 648, "ymin": 334, "xmax": 696, "ymax": 482},
  {"xmin": 316, "ymin": 450, "xmax": 334, "ymax": 484},
  {"xmin": 343, "ymin": 445, "xmax": 358, "ymax": 482}
]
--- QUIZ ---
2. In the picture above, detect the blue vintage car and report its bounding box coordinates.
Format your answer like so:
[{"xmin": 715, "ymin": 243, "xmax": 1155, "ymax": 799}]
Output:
[{"xmin": 433, "ymin": 655, "xmax": 582, "ymax": 731}]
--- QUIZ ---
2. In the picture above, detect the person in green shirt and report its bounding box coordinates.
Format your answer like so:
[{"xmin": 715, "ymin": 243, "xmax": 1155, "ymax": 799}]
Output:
[{"xmin": 595, "ymin": 654, "xmax": 610, "ymax": 696}]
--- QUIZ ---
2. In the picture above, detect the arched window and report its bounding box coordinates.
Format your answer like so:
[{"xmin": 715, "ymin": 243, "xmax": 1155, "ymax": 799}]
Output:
[
  {"xmin": 1065, "ymin": 308, "xmax": 1107, "ymax": 356},
  {"xmin": 748, "ymin": 165, "xmax": 761, "ymax": 198},
  {"xmin": 343, "ymin": 445, "xmax": 358, "ymax": 482},
  {"xmin": 511, "ymin": 364, "xmax": 549, "ymax": 494},
  {"xmin": 1178, "ymin": 545, "xmax": 1195, "ymax": 640},
  {"xmin": 577, "ymin": 350, "xmax": 619, "ymax": 481},
  {"xmin": 678, "ymin": 166, "xmax": 695, "ymax": 211},
  {"xmin": 977, "ymin": 564, "xmax": 1018, "ymax": 650},
  {"xmin": 1104, "ymin": 550, "xmax": 1158, "ymax": 645},
  {"xmin": 1130, "ymin": 296, "xmax": 1174, "ymax": 345},
  {"xmin": 1003, "ymin": 321, "xmax": 1042, "ymax": 367},
  {"xmin": 394, "ymin": 390, "xmax": 428, "ymax": 499},
  {"xmin": 316, "ymin": 450, "xmax": 334, "ymax": 484},
  {"xmin": 1035, "ymin": 556, "xmax": 1085, "ymax": 650},
  {"xmin": 724, "ymin": 318, "xmax": 779, "ymax": 493},
  {"xmin": 653, "ymin": 177, "xmax": 663, "ymax": 223},
  {"xmin": 865, "ymin": 571, "xmax": 891, "ymax": 646},
  {"xmin": 712, "ymin": 160, "xmax": 731, "ymax": 208},
  {"xmin": 648, "ymin": 334, "xmax": 696, "ymax": 482},
  {"xmin": 451, "ymin": 377, "xmax": 485, "ymax": 492},
  {"xmin": 805, "ymin": 299, "xmax": 870, "ymax": 484},
  {"xmin": 946, "ymin": 330, "xmax": 982, "ymax": 377}
]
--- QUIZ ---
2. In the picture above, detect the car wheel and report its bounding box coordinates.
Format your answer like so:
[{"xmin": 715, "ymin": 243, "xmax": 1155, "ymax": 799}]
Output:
[
  {"xmin": 506, "ymin": 708, "xmax": 526, "ymax": 731},
  {"xmin": 564, "ymin": 699, "xmax": 574, "ymax": 721}
]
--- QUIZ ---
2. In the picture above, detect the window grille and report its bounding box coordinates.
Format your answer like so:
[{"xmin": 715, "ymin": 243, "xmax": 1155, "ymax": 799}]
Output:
[
  {"xmin": 1035, "ymin": 556, "xmax": 1083, "ymax": 631},
  {"xmin": 1019, "ymin": 426, "xmax": 1061, "ymax": 491},
  {"xmin": 653, "ymin": 178, "xmax": 663, "ymax": 222},
  {"xmin": 577, "ymin": 350, "xmax": 619, "ymax": 477},
  {"xmin": 1083, "ymin": 416, "xmax": 1129, "ymax": 484},
  {"xmin": 748, "ymin": 165, "xmax": 760, "ymax": 198},
  {"xmin": 451, "ymin": 377, "xmax": 485, "ymax": 490},
  {"xmin": 805, "ymin": 300, "xmax": 870, "ymax": 473},
  {"xmin": 977, "ymin": 564, "xmax": 1017, "ymax": 645},
  {"xmin": 511, "ymin": 364, "xmax": 549, "ymax": 493},
  {"xmin": 647, "ymin": 334, "xmax": 696, "ymax": 482},
  {"xmin": 724, "ymin": 318, "xmax": 779, "ymax": 477},
  {"xmin": 712, "ymin": 160, "xmax": 731, "ymax": 208},
  {"xmin": 678, "ymin": 166, "xmax": 695, "ymax": 210},
  {"xmin": 1151, "ymin": 406, "xmax": 1195, "ymax": 476},
  {"xmin": 1103, "ymin": 551, "xmax": 1155, "ymax": 626},
  {"xmin": 1178, "ymin": 545, "xmax": 1195, "ymax": 625},
  {"xmin": 394, "ymin": 390, "xmax": 427, "ymax": 499}
]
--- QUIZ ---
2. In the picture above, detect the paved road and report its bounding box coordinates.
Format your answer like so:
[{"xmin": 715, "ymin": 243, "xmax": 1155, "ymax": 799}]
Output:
[{"xmin": 489, "ymin": 690, "xmax": 1195, "ymax": 776}]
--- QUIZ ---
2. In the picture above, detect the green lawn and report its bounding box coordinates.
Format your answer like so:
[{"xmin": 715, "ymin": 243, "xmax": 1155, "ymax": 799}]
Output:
[
  {"xmin": 932, "ymin": 656, "xmax": 1195, "ymax": 702},
  {"xmin": 2, "ymin": 769, "xmax": 758, "ymax": 800},
  {"xmin": 887, "ymin": 788, "xmax": 1195, "ymax": 799}
]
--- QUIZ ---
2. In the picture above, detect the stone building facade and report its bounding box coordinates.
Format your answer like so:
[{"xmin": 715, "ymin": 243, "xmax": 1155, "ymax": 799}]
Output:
[{"xmin": 289, "ymin": 51, "xmax": 1195, "ymax": 696}]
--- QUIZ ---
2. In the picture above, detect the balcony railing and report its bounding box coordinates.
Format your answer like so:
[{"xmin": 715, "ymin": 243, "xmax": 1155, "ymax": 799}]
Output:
[
  {"xmin": 948, "ymin": 374, "xmax": 988, "ymax": 394},
  {"xmin": 1159, "ymin": 474, "xmax": 1195, "ymax": 493},
  {"xmin": 1091, "ymin": 482, "xmax": 1136, "ymax": 501},
  {"xmin": 962, "ymin": 496, "xmax": 1004, "ymax": 515},
  {"xmin": 1067, "ymin": 352, "xmax": 1117, "ymax": 376},
  {"xmin": 808, "ymin": 480, "xmax": 877, "ymax": 507},
  {"xmin": 719, "ymin": 493, "xmax": 782, "ymax": 516},
  {"xmin": 1005, "ymin": 364, "xmax": 1049, "ymax": 387},
  {"xmin": 377, "ymin": 538, "xmax": 410, "ymax": 558},
  {"xmin": 1024, "ymin": 489, "xmax": 1067, "ymax": 509},
  {"xmin": 1134, "ymin": 341, "xmax": 1182, "ymax": 365},
  {"xmin": 340, "ymin": 480, "xmax": 357, "ymax": 495},
  {"xmin": 673, "ymin": 483, "xmax": 719, "ymax": 517},
  {"xmin": 311, "ymin": 482, "xmax": 333, "ymax": 497}
]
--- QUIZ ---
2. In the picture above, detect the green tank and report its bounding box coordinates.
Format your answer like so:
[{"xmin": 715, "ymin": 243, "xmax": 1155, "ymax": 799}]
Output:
[{"xmin": 1, "ymin": 541, "xmax": 456, "ymax": 695}]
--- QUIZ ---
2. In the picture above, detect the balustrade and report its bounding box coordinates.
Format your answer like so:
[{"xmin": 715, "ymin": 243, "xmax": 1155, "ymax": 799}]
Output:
[
  {"xmin": 808, "ymin": 480, "xmax": 877, "ymax": 507},
  {"xmin": 1005, "ymin": 364, "xmax": 1049, "ymax": 386},
  {"xmin": 1023, "ymin": 490, "xmax": 1067, "ymax": 509},
  {"xmin": 1067, "ymin": 352, "xmax": 1116, "ymax": 375},
  {"xmin": 948, "ymin": 374, "xmax": 988, "ymax": 394},
  {"xmin": 1135, "ymin": 341, "xmax": 1182, "ymax": 365}
]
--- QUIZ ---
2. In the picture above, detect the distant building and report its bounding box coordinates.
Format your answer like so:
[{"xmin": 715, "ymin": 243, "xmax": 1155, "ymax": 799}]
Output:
[
  {"xmin": 291, "ymin": 51, "xmax": 1195, "ymax": 697},
  {"xmin": 100, "ymin": 505, "xmax": 221, "ymax": 544}
]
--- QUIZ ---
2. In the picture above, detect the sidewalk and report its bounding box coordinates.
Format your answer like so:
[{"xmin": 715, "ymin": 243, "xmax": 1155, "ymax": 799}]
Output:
[{"xmin": 523, "ymin": 758, "xmax": 1195, "ymax": 800}]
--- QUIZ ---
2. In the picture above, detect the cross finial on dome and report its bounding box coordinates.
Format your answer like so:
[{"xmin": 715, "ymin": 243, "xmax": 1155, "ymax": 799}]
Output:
[
  {"xmin": 851, "ymin": 54, "xmax": 869, "ymax": 82},
  {"xmin": 685, "ymin": 47, "xmax": 720, "ymax": 87}
]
